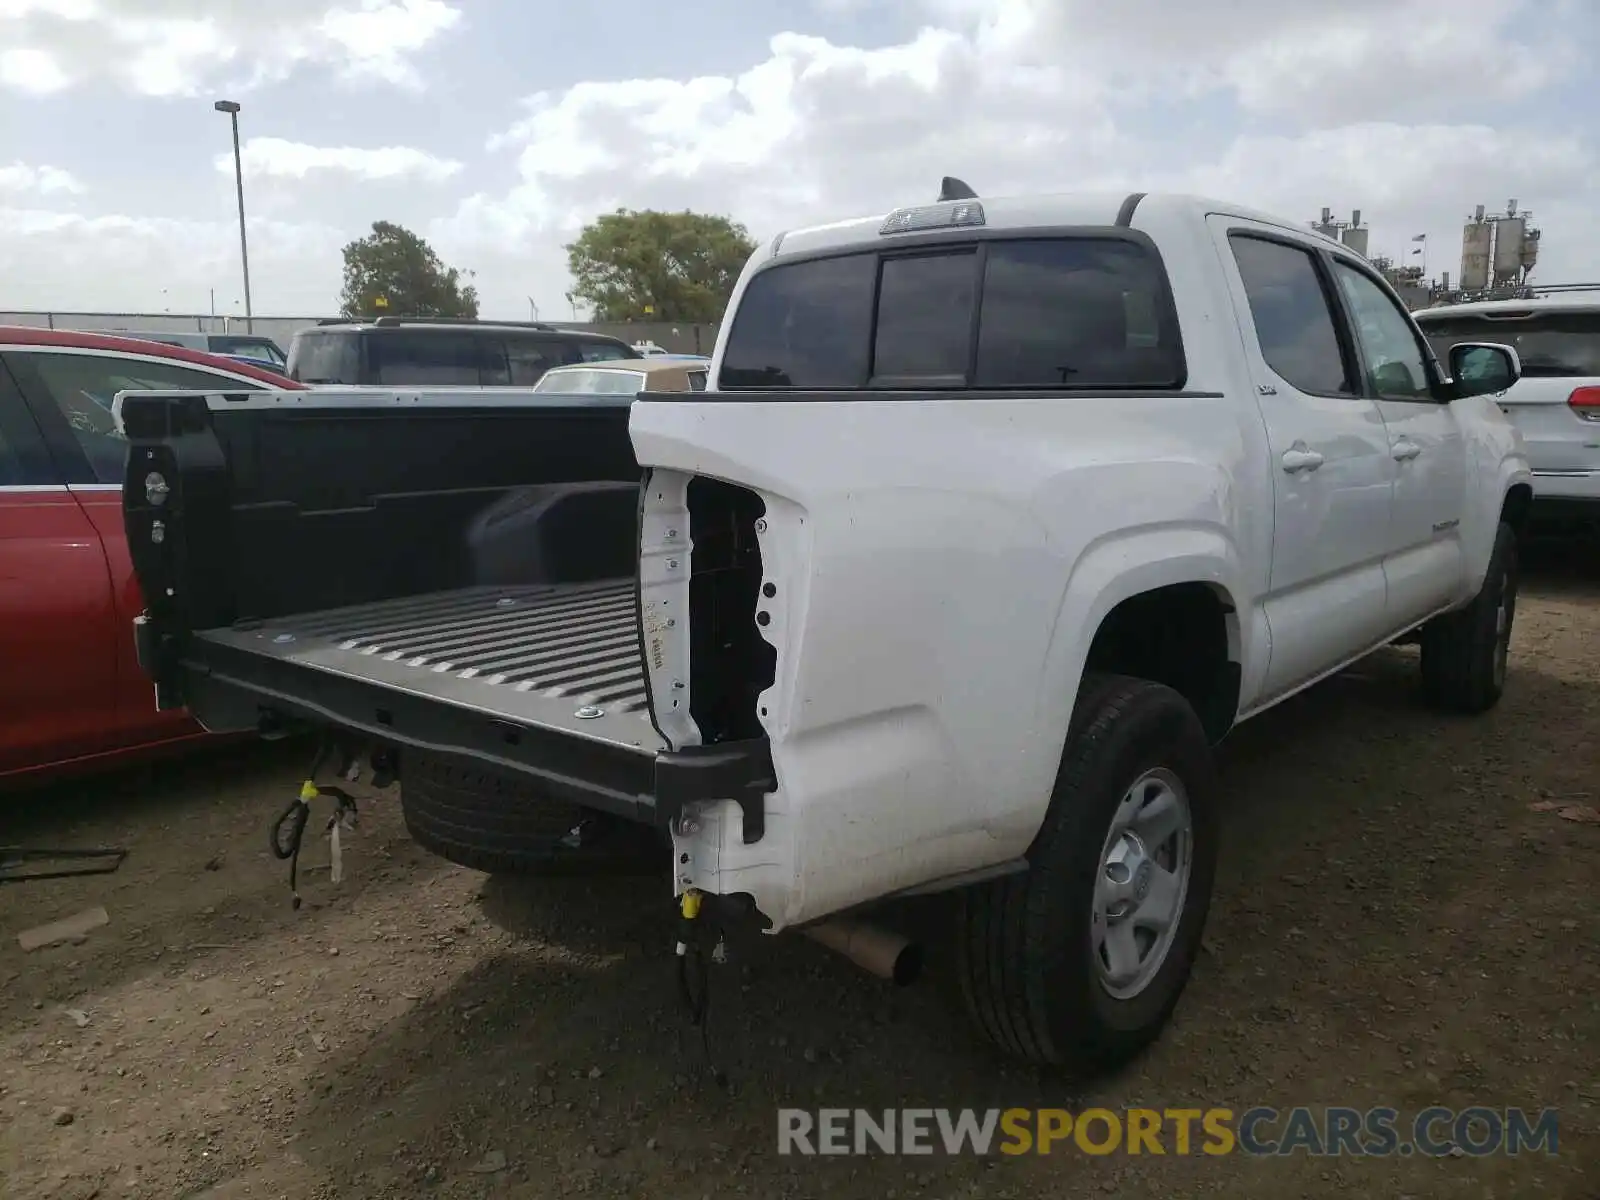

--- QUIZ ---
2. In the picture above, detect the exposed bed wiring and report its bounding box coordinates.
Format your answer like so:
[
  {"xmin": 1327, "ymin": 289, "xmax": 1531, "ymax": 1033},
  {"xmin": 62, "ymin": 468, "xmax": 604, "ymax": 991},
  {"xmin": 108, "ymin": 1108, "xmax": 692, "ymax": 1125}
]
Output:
[{"xmin": 269, "ymin": 738, "xmax": 359, "ymax": 909}]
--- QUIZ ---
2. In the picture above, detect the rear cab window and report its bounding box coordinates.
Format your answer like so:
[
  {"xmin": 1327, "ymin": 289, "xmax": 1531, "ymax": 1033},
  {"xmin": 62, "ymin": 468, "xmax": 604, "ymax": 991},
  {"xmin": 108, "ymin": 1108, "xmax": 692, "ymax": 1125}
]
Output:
[
  {"xmin": 718, "ymin": 233, "xmax": 1185, "ymax": 391},
  {"xmin": 534, "ymin": 368, "xmax": 648, "ymax": 395},
  {"xmin": 1416, "ymin": 310, "xmax": 1600, "ymax": 379}
]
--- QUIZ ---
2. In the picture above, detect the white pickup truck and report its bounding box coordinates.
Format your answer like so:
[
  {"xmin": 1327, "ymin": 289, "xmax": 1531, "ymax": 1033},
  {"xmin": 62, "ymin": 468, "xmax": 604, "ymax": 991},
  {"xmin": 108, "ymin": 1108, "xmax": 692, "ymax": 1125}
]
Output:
[{"xmin": 119, "ymin": 185, "xmax": 1531, "ymax": 1075}]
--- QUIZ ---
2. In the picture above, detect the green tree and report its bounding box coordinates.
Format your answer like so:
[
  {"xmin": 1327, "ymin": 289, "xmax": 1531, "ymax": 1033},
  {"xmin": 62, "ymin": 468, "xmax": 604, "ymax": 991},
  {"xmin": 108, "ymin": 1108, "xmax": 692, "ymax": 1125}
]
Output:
[
  {"xmin": 338, "ymin": 220, "xmax": 479, "ymax": 319},
  {"xmin": 565, "ymin": 209, "xmax": 756, "ymax": 323}
]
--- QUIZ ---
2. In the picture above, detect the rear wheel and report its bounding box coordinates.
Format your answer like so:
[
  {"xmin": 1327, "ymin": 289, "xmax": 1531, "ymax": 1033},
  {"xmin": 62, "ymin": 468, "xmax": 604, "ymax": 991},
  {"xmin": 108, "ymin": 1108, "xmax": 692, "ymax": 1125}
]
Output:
[
  {"xmin": 953, "ymin": 673, "xmax": 1219, "ymax": 1074},
  {"xmin": 401, "ymin": 751, "xmax": 663, "ymax": 877},
  {"xmin": 1419, "ymin": 520, "xmax": 1518, "ymax": 715}
]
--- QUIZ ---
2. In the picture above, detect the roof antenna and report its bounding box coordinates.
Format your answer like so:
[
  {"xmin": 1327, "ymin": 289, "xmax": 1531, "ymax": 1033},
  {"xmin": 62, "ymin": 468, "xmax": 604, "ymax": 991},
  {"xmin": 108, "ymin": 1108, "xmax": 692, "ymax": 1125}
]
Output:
[{"xmin": 938, "ymin": 176, "xmax": 978, "ymax": 202}]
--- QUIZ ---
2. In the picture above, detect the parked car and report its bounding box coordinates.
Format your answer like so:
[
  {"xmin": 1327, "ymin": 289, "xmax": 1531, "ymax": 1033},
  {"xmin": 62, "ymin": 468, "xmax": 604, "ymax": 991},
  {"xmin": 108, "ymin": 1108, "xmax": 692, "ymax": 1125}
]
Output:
[
  {"xmin": 0, "ymin": 326, "xmax": 302, "ymax": 785},
  {"xmin": 1414, "ymin": 297, "xmax": 1600, "ymax": 530},
  {"xmin": 119, "ymin": 187, "xmax": 1530, "ymax": 1073},
  {"xmin": 286, "ymin": 317, "xmax": 639, "ymax": 387},
  {"xmin": 532, "ymin": 356, "xmax": 709, "ymax": 395},
  {"xmin": 99, "ymin": 330, "xmax": 289, "ymax": 370}
]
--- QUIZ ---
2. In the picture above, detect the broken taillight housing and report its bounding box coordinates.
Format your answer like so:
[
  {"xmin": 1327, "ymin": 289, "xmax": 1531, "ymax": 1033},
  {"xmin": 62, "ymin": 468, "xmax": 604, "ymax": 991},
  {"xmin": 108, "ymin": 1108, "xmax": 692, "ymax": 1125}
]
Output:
[{"xmin": 1568, "ymin": 386, "xmax": 1600, "ymax": 420}]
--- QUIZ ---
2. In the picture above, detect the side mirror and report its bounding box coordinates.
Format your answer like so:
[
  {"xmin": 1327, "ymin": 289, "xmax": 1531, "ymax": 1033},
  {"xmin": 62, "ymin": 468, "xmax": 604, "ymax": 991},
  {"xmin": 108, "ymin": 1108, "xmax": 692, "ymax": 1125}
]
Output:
[{"xmin": 1448, "ymin": 342, "xmax": 1521, "ymax": 400}]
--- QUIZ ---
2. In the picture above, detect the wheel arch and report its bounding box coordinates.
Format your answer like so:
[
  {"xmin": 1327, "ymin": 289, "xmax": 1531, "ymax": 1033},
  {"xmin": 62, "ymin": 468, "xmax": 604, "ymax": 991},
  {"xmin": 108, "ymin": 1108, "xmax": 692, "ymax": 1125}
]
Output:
[{"xmin": 1035, "ymin": 525, "xmax": 1249, "ymax": 754}]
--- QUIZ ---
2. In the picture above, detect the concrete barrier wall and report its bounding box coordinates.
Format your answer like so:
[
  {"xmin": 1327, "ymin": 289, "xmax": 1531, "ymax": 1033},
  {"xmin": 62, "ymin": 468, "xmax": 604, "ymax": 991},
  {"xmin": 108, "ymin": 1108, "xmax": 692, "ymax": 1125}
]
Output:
[{"xmin": 0, "ymin": 311, "xmax": 721, "ymax": 356}]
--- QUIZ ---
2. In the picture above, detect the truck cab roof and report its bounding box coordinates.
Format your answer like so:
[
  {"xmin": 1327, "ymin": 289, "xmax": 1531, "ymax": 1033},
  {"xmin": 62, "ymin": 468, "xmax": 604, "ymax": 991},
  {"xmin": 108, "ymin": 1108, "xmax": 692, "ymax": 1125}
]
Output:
[{"xmin": 766, "ymin": 190, "xmax": 1315, "ymax": 261}]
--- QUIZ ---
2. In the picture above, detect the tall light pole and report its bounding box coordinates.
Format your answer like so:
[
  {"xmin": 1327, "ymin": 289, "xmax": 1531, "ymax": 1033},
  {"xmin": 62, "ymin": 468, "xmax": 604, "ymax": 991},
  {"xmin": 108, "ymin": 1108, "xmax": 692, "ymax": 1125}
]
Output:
[{"xmin": 213, "ymin": 99, "xmax": 253, "ymax": 332}]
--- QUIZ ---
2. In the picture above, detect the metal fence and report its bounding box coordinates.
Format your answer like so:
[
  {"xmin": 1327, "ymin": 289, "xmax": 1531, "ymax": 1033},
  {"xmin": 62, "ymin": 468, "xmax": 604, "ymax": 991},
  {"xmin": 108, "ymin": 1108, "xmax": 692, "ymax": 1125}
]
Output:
[{"xmin": 0, "ymin": 311, "xmax": 721, "ymax": 356}]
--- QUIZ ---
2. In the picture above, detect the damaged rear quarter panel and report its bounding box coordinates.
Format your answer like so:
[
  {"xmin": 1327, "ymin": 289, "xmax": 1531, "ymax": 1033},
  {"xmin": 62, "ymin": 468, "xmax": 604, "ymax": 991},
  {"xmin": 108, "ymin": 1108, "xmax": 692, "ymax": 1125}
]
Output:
[{"xmin": 630, "ymin": 392, "xmax": 1251, "ymax": 930}]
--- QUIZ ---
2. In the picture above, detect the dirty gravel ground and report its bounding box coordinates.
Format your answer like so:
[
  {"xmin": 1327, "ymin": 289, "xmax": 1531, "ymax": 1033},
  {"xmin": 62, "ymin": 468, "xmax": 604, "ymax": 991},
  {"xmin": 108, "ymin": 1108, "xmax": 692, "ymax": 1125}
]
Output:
[{"xmin": 3, "ymin": 548, "xmax": 1597, "ymax": 1200}]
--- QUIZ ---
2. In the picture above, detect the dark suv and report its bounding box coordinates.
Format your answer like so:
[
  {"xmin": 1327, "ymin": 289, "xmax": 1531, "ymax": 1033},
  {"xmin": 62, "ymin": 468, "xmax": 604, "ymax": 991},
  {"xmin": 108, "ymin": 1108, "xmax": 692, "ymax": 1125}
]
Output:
[{"xmin": 286, "ymin": 318, "xmax": 640, "ymax": 386}]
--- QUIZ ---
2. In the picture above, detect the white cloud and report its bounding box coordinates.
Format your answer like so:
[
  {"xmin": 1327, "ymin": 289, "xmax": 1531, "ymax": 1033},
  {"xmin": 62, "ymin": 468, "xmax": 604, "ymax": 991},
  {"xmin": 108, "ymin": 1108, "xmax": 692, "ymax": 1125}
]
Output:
[
  {"xmin": 430, "ymin": 0, "xmax": 1595, "ymax": 315},
  {"xmin": 0, "ymin": 0, "xmax": 1594, "ymax": 319},
  {"xmin": 225, "ymin": 137, "xmax": 462, "ymax": 183},
  {"xmin": 0, "ymin": 0, "xmax": 462, "ymax": 97},
  {"xmin": 317, "ymin": 0, "xmax": 461, "ymax": 87},
  {"xmin": 0, "ymin": 161, "xmax": 83, "ymax": 196},
  {"xmin": 0, "ymin": 45, "xmax": 69, "ymax": 93},
  {"xmin": 0, "ymin": 207, "xmax": 344, "ymax": 313}
]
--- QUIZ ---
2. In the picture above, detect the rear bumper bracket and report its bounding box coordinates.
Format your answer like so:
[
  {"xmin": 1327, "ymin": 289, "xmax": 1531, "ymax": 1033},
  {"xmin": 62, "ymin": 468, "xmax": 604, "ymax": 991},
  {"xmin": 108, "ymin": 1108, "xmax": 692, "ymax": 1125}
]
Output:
[{"xmin": 655, "ymin": 738, "xmax": 775, "ymax": 844}]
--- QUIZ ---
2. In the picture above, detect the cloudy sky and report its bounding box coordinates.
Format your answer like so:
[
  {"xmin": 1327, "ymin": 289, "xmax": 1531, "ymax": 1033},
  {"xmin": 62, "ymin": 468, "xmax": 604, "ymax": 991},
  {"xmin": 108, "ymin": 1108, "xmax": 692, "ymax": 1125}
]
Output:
[{"xmin": 1, "ymin": 0, "xmax": 1595, "ymax": 320}]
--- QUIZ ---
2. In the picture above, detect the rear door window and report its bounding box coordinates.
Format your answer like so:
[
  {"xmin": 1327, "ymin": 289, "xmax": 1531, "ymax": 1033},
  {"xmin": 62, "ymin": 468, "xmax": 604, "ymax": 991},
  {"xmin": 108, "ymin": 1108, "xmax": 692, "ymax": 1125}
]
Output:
[
  {"xmin": 367, "ymin": 332, "xmax": 484, "ymax": 385},
  {"xmin": 1417, "ymin": 310, "xmax": 1600, "ymax": 379},
  {"xmin": 287, "ymin": 332, "xmax": 360, "ymax": 384},
  {"xmin": 0, "ymin": 358, "xmax": 55, "ymax": 486},
  {"xmin": 1229, "ymin": 235, "xmax": 1353, "ymax": 397},
  {"xmin": 18, "ymin": 351, "xmax": 262, "ymax": 484},
  {"xmin": 506, "ymin": 336, "xmax": 564, "ymax": 384}
]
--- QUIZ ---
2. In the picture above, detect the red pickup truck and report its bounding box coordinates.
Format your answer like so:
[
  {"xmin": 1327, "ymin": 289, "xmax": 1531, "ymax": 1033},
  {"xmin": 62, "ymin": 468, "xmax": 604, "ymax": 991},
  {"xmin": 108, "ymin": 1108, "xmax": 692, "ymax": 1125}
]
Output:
[{"xmin": 0, "ymin": 327, "xmax": 303, "ymax": 786}]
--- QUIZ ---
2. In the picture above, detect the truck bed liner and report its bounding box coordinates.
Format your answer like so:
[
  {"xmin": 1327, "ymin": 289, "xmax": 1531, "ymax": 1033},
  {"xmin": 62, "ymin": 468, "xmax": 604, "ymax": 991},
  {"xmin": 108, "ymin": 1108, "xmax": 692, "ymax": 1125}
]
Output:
[{"xmin": 196, "ymin": 578, "xmax": 664, "ymax": 754}]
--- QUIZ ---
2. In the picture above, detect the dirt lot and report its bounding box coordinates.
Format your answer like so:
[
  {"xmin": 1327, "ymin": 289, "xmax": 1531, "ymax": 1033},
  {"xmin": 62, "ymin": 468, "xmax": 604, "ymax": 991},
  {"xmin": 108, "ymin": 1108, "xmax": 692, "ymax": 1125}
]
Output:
[{"xmin": 3, "ymin": 550, "xmax": 1598, "ymax": 1200}]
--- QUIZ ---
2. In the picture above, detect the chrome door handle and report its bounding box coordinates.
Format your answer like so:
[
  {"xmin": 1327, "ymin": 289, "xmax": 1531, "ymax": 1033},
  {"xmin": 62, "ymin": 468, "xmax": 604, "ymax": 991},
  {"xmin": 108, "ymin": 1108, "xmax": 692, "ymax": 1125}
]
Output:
[
  {"xmin": 1392, "ymin": 440, "xmax": 1422, "ymax": 461},
  {"xmin": 1281, "ymin": 447, "xmax": 1324, "ymax": 473}
]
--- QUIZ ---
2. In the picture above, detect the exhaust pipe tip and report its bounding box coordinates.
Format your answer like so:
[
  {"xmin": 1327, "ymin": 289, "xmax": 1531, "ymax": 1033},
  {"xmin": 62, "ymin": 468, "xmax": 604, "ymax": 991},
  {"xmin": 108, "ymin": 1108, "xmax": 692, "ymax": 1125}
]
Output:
[{"xmin": 803, "ymin": 917, "xmax": 923, "ymax": 987}]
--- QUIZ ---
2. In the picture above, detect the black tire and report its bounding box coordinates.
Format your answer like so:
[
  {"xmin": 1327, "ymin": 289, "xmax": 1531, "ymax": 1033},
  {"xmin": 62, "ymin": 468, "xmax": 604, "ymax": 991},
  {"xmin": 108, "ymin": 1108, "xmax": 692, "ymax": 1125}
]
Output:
[
  {"xmin": 401, "ymin": 751, "xmax": 664, "ymax": 877},
  {"xmin": 954, "ymin": 673, "xmax": 1219, "ymax": 1074},
  {"xmin": 1419, "ymin": 520, "xmax": 1518, "ymax": 715}
]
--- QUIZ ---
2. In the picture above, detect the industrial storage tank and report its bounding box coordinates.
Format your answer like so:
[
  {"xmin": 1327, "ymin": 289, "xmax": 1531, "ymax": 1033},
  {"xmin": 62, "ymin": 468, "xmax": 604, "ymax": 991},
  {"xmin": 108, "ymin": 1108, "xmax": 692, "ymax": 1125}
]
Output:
[
  {"xmin": 1461, "ymin": 219, "xmax": 1493, "ymax": 291},
  {"xmin": 1340, "ymin": 226, "xmax": 1370, "ymax": 258},
  {"xmin": 1493, "ymin": 217, "xmax": 1526, "ymax": 284},
  {"xmin": 1520, "ymin": 226, "xmax": 1541, "ymax": 276}
]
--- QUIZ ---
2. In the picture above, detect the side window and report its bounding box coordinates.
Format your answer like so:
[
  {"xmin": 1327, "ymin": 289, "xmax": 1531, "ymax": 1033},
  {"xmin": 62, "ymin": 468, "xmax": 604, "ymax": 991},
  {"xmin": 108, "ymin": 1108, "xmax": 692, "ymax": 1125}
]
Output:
[
  {"xmin": 1229, "ymin": 235, "xmax": 1353, "ymax": 396},
  {"xmin": 720, "ymin": 252, "xmax": 876, "ymax": 388},
  {"xmin": 0, "ymin": 360, "xmax": 52, "ymax": 486},
  {"xmin": 974, "ymin": 239, "xmax": 1183, "ymax": 387},
  {"xmin": 1331, "ymin": 262, "xmax": 1432, "ymax": 400},
  {"xmin": 506, "ymin": 337, "xmax": 560, "ymax": 384},
  {"xmin": 872, "ymin": 251, "xmax": 976, "ymax": 381},
  {"xmin": 367, "ymin": 333, "xmax": 483, "ymax": 385},
  {"xmin": 25, "ymin": 352, "xmax": 258, "ymax": 484},
  {"xmin": 576, "ymin": 341, "xmax": 632, "ymax": 363},
  {"xmin": 287, "ymin": 331, "xmax": 360, "ymax": 384},
  {"xmin": 479, "ymin": 338, "xmax": 511, "ymax": 386},
  {"xmin": 0, "ymin": 422, "xmax": 21, "ymax": 485},
  {"xmin": 687, "ymin": 368, "xmax": 707, "ymax": 392}
]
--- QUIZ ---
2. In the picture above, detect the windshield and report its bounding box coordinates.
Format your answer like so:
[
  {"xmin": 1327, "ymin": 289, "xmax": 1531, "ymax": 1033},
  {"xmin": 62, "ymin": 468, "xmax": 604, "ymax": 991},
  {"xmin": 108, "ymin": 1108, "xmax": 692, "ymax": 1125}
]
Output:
[
  {"xmin": 532, "ymin": 368, "xmax": 648, "ymax": 395},
  {"xmin": 210, "ymin": 335, "xmax": 286, "ymax": 367},
  {"xmin": 1418, "ymin": 311, "xmax": 1600, "ymax": 379}
]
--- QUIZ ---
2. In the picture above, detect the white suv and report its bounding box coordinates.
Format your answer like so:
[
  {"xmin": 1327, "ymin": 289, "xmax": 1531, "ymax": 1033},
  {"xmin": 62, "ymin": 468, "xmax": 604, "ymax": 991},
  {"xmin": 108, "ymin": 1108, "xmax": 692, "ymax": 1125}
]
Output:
[{"xmin": 1415, "ymin": 297, "xmax": 1600, "ymax": 528}]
